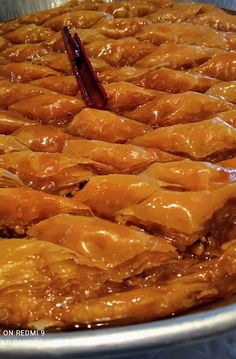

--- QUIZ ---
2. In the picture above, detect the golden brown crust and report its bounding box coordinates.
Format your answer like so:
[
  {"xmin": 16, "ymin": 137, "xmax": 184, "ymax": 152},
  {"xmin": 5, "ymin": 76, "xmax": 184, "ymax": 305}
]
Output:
[{"xmin": 0, "ymin": 0, "xmax": 235, "ymax": 330}]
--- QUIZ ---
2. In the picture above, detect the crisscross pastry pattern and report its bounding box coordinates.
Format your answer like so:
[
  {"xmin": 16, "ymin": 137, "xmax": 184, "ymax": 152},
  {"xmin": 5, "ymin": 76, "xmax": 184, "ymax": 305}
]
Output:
[{"xmin": 0, "ymin": 0, "xmax": 236, "ymax": 331}]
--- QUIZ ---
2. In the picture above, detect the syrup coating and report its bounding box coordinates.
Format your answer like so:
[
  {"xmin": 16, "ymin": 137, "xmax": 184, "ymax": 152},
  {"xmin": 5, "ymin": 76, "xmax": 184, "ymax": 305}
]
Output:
[
  {"xmin": 67, "ymin": 108, "xmax": 152, "ymax": 142},
  {"xmin": 141, "ymin": 159, "xmax": 236, "ymax": 191},
  {"xmin": 117, "ymin": 185, "xmax": 236, "ymax": 248},
  {"xmin": 193, "ymin": 52, "xmax": 236, "ymax": 81},
  {"xmin": 126, "ymin": 92, "xmax": 235, "ymax": 127},
  {"xmin": 0, "ymin": 0, "xmax": 235, "ymax": 330},
  {"xmin": 130, "ymin": 118, "xmax": 236, "ymax": 160},
  {"xmin": 28, "ymin": 213, "xmax": 176, "ymax": 269},
  {"xmin": 131, "ymin": 67, "xmax": 219, "ymax": 93},
  {"xmin": 4, "ymin": 24, "xmax": 55, "ymax": 44},
  {"xmin": 136, "ymin": 23, "xmax": 231, "ymax": 50},
  {"xmin": 63, "ymin": 139, "xmax": 181, "ymax": 173},
  {"xmin": 0, "ymin": 151, "xmax": 111, "ymax": 193},
  {"xmin": 9, "ymin": 94, "xmax": 85, "ymax": 126},
  {"xmin": 206, "ymin": 82, "xmax": 236, "ymax": 104}
]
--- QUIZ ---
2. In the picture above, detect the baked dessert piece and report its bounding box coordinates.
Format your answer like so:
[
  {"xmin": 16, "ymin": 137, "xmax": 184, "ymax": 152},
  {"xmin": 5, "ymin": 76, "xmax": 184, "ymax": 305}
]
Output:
[
  {"xmin": 135, "ymin": 23, "xmax": 234, "ymax": 50},
  {"xmin": 86, "ymin": 37, "xmax": 156, "ymax": 66},
  {"xmin": 3, "ymin": 24, "xmax": 55, "ymax": 44},
  {"xmin": 1, "ymin": 43, "xmax": 50, "ymax": 62},
  {"xmin": 0, "ymin": 62, "xmax": 59, "ymax": 82},
  {"xmin": 117, "ymin": 185, "xmax": 236, "ymax": 248},
  {"xmin": 0, "ymin": 151, "xmax": 114, "ymax": 193},
  {"xmin": 1, "ymin": 238, "xmax": 236, "ymax": 329},
  {"xmin": 67, "ymin": 108, "xmax": 152, "ymax": 142},
  {"xmin": 63, "ymin": 139, "xmax": 180, "ymax": 173},
  {"xmin": 0, "ymin": 168, "xmax": 23, "ymax": 187},
  {"xmin": 130, "ymin": 118, "xmax": 236, "ymax": 161},
  {"xmin": 59, "ymin": 240, "xmax": 236, "ymax": 327},
  {"xmin": 94, "ymin": 17, "xmax": 150, "ymax": 39},
  {"xmin": 0, "ymin": 35, "xmax": 10, "ymax": 51},
  {"xmin": 0, "ymin": 0, "xmax": 235, "ymax": 330},
  {"xmin": 135, "ymin": 43, "xmax": 225, "ymax": 69},
  {"xmin": 99, "ymin": 65, "xmax": 147, "ymax": 83},
  {"xmin": 193, "ymin": 52, "xmax": 236, "ymax": 80},
  {"xmin": 43, "ymin": 10, "xmax": 107, "ymax": 31},
  {"xmin": 0, "ymin": 79, "xmax": 56, "ymax": 107},
  {"xmin": 0, "ymin": 110, "xmax": 32, "ymax": 134},
  {"xmin": 145, "ymin": 2, "xmax": 215, "ymax": 24},
  {"xmin": 28, "ymin": 213, "xmax": 176, "ymax": 269},
  {"xmin": 9, "ymin": 94, "xmax": 85, "ymax": 126},
  {"xmin": 96, "ymin": 0, "xmax": 173, "ymax": 18},
  {"xmin": 12, "ymin": 124, "xmax": 73, "ymax": 152},
  {"xmin": 105, "ymin": 82, "xmax": 162, "ymax": 112},
  {"xmin": 190, "ymin": 7, "xmax": 236, "ymax": 32},
  {"xmin": 30, "ymin": 75, "xmax": 79, "ymax": 96},
  {"xmin": 74, "ymin": 174, "xmax": 166, "ymax": 218},
  {"xmin": 0, "ymin": 134, "xmax": 31, "ymax": 154},
  {"xmin": 34, "ymin": 53, "xmax": 73, "ymax": 74},
  {"xmin": 0, "ymin": 188, "xmax": 91, "ymax": 236},
  {"xmin": 130, "ymin": 67, "xmax": 219, "ymax": 93},
  {"xmin": 206, "ymin": 82, "xmax": 236, "ymax": 103},
  {"xmin": 44, "ymin": 28, "xmax": 106, "ymax": 51},
  {"xmin": 18, "ymin": 4, "xmax": 74, "ymax": 26},
  {"xmin": 125, "ymin": 91, "xmax": 235, "ymax": 126},
  {"xmin": 141, "ymin": 159, "xmax": 236, "ymax": 190}
]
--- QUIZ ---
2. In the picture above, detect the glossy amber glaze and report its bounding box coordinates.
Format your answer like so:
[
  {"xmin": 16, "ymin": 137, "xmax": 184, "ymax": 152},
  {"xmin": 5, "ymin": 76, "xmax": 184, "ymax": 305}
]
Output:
[
  {"xmin": 12, "ymin": 124, "xmax": 73, "ymax": 152},
  {"xmin": 30, "ymin": 75, "xmax": 79, "ymax": 96},
  {"xmin": 0, "ymin": 151, "xmax": 115, "ymax": 193},
  {"xmin": 63, "ymin": 139, "xmax": 181, "ymax": 173},
  {"xmin": 28, "ymin": 214, "xmax": 176, "ymax": 269},
  {"xmin": 135, "ymin": 43, "xmax": 225, "ymax": 69},
  {"xmin": 86, "ymin": 37, "xmax": 156, "ymax": 67},
  {"xmin": 130, "ymin": 67, "xmax": 219, "ymax": 93},
  {"xmin": 135, "ymin": 23, "xmax": 233, "ymax": 50},
  {"xmin": 1, "ymin": 43, "xmax": 50, "ymax": 62},
  {"xmin": 4, "ymin": 24, "xmax": 55, "ymax": 44},
  {"xmin": 67, "ymin": 108, "xmax": 152, "ymax": 142},
  {"xmin": 191, "ymin": 8, "xmax": 236, "ymax": 32},
  {"xmin": 0, "ymin": 188, "xmax": 92, "ymax": 235},
  {"xmin": 206, "ymin": 82, "xmax": 236, "ymax": 103},
  {"xmin": 141, "ymin": 159, "xmax": 236, "ymax": 190},
  {"xmin": 0, "ymin": 0, "xmax": 235, "ymax": 331},
  {"xmin": 130, "ymin": 118, "xmax": 236, "ymax": 160},
  {"xmin": 116, "ymin": 185, "xmax": 236, "ymax": 248},
  {"xmin": 192, "ymin": 52, "xmax": 236, "ymax": 81},
  {"xmin": 9, "ymin": 94, "xmax": 85, "ymax": 126},
  {"xmin": 0, "ymin": 110, "xmax": 32, "ymax": 134},
  {"xmin": 74, "ymin": 174, "xmax": 165, "ymax": 218},
  {"xmin": 0, "ymin": 134, "xmax": 31, "ymax": 154},
  {"xmin": 105, "ymin": 81, "xmax": 163, "ymax": 112},
  {"xmin": 0, "ymin": 79, "xmax": 56, "ymax": 107},
  {"xmin": 125, "ymin": 91, "xmax": 235, "ymax": 126}
]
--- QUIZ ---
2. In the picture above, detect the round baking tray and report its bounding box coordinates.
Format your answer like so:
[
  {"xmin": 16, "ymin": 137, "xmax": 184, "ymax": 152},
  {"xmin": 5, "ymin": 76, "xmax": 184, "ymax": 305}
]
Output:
[
  {"xmin": 0, "ymin": 0, "xmax": 236, "ymax": 357},
  {"xmin": 0, "ymin": 304, "xmax": 236, "ymax": 359},
  {"xmin": 1, "ymin": 302, "xmax": 236, "ymax": 358}
]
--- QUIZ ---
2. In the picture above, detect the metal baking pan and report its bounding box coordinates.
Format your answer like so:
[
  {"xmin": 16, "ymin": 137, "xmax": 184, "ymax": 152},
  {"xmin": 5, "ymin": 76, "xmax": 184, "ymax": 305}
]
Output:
[
  {"xmin": 0, "ymin": 302, "xmax": 236, "ymax": 358},
  {"xmin": 0, "ymin": 0, "xmax": 236, "ymax": 357}
]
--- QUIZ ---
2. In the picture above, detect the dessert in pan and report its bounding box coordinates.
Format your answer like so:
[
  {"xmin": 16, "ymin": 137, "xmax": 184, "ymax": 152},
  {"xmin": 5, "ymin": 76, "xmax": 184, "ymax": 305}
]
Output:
[{"xmin": 0, "ymin": 0, "xmax": 235, "ymax": 331}]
